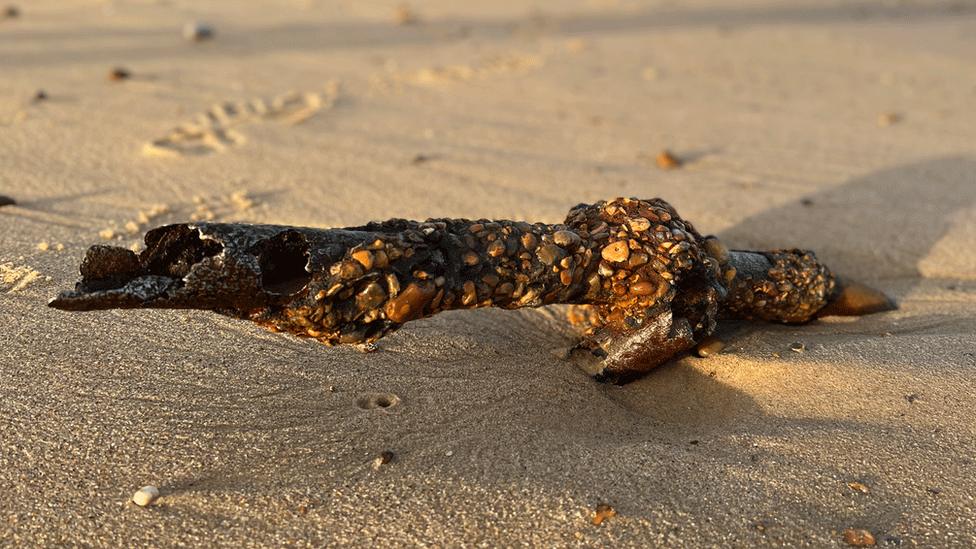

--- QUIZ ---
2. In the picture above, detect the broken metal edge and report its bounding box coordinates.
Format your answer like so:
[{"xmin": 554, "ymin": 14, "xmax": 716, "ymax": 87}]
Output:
[{"xmin": 49, "ymin": 222, "xmax": 320, "ymax": 312}]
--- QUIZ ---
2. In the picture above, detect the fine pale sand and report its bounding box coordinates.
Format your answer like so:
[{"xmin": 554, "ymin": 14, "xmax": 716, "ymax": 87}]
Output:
[{"xmin": 2, "ymin": 0, "xmax": 975, "ymax": 546}]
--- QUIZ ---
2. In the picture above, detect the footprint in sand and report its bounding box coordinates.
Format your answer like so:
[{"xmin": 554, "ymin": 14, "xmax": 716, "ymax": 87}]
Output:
[
  {"xmin": 0, "ymin": 263, "xmax": 46, "ymax": 293},
  {"xmin": 143, "ymin": 81, "xmax": 339, "ymax": 158},
  {"xmin": 96, "ymin": 189, "xmax": 262, "ymax": 251},
  {"xmin": 369, "ymin": 51, "xmax": 545, "ymax": 93},
  {"xmin": 355, "ymin": 393, "xmax": 401, "ymax": 411}
]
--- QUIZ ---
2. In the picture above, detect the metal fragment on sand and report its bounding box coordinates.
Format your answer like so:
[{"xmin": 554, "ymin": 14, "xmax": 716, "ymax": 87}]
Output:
[{"xmin": 50, "ymin": 197, "xmax": 895, "ymax": 382}]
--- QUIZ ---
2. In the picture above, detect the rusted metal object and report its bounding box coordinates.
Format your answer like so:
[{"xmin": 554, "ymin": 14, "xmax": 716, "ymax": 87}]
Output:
[{"xmin": 50, "ymin": 197, "xmax": 895, "ymax": 382}]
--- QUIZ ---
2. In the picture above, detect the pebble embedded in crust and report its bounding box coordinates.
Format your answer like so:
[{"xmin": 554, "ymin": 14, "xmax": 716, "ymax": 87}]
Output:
[
  {"xmin": 132, "ymin": 485, "xmax": 160, "ymax": 507},
  {"xmin": 842, "ymin": 528, "xmax": 876, "ymax": 547},
  {"xmin": 600, "ymin": 241, "xmax": 629, "ymax": 263},
  {"xmin": 789, "ymin": 341, "xmax": 805, "ymax": 353}
]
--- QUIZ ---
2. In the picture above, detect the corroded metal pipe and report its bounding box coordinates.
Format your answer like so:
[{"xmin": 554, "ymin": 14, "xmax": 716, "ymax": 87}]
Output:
[{"xmin": 50, "ymin": 197, "xmax": 894, "ymax": 382}]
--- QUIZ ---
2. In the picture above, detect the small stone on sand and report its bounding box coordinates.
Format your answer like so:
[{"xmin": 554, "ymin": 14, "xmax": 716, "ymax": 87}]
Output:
[
  {"xmin": 695, "ymin": 336, "xmax": 725, "ymax": 358},
  {"xmin": 789, "ymin": 341, "xmax": 805, "ymax": 353},
  {"xmin": 371, "ymin": 450, "xmax": 395, "ymax": 470},
  {"xmin": 0, "ymin": 195, "xmax": 15, "ymax": 207},
  {"xmin": 109, "ymin": 67, "xmax": 131, "ymax": 81},
  {"xmin": 393, "ymin": 4, "xmax": 419, "ymax": 25},
  {"xmin": 591, "ymin": 503, "xmax": 616, "ymax": 526},
  {"xmin": 358, "ymin": 342, "xmax": 378, "ymax": 353},
  {"xmin": 842, "ymin": 528, "xmax": 876, "ymax": 547},
  {"xmin": 183, "ymin": 21, "xmax": 215, "ymax": 42},
  {"xmin": 877, "ymin": 112, "xmax": 900, "ymax": 127},
  {"xmin": 655, "ymin": 150, "xmax": 682, "ymax": 170},
  {"xmin": 32, "ymin": 90, "xmax": 47, "ymax": 103},
  {"xmin": 132, "ymin": 485, "xmax": 160, "ymax": 507},
  {"xmin": 817, "ymin": 280, "xmax": 896, "ymax": 317},
  {"xmin": 2, "ymin": 5, "xmax": 17, "ymax": 18},
  {"xmin": 847, "ymin": 481, "xmax": 870, "ymax": 494}
]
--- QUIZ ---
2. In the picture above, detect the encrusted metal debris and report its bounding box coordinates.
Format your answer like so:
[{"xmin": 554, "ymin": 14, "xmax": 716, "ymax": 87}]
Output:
[{"xmin": 50, "ymin": 197, "xmax": 895, "ymax": 382}]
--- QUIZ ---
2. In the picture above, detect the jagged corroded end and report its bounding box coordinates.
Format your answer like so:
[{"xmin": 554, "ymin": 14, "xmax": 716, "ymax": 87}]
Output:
[
  {"xmin": 49, "ymin": 223, "xmax": 307, "ymax": 312},
  {"xmin": 817, "ymin": 278, "xmax": 897, "ymax": 318},
  {"xmin": 48, "ymin": 237, "xmax": 204, "ymax": 311},
  {"xmin": 49, "ymin": 271, "xmax": 183, "ymax": 311}
]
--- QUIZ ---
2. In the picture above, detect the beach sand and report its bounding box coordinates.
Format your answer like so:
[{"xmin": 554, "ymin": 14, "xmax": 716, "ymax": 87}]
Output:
[{"xmin": 2, "ymin": 0, "xmax": 975, "ymax": 546}]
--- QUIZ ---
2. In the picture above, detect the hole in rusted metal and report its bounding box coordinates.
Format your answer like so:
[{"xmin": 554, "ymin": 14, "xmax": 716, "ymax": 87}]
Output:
[
  {"xmin": 142, "ymin": 225, "xmax": 223, "ymax": 280},
  {"xmin": 257, "ymin": 231, "xmax": 311, "ymax": 296}
]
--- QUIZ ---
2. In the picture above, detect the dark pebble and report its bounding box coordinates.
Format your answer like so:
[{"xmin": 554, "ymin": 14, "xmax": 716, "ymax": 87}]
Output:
[
  {"xmin": 0, "ymin": 195, "xmax": 15, "ymax": 207},
  {"xmin": 109, "ymin": 67, "xmax": 131, "ymax": 81},
  {"xmin": 411, "ymin": 154, "xmax": 435, "ymax": 165},
  {"xmin": 183, "ymin": 21, "xmax": 215, "ymax": 42}
]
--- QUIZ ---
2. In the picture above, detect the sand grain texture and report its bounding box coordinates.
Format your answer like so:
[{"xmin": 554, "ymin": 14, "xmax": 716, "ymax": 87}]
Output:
[{"xmin": 2, "ymin": 0, "xmax": 975, "ymax": 546}]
